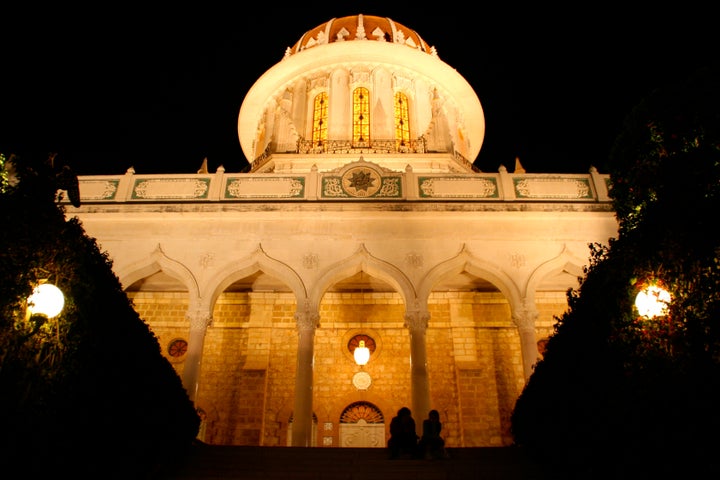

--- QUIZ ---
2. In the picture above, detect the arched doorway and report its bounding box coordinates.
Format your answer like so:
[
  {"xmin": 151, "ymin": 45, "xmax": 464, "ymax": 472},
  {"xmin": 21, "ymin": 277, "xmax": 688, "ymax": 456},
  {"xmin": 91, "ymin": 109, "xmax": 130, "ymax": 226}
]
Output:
[{"xmin": 339, "ymin": 401, "xmax": 385, "ymax": 447}]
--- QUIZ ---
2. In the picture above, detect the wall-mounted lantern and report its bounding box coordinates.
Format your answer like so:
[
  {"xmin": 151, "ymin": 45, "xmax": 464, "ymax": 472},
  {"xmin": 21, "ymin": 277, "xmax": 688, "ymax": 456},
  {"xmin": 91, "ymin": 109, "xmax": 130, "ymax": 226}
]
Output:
[
  {"xmin": 353, "ymin": 340, "xmax": 370, "ymax": 366},
  {"xmin": 348, "ymin": 334, "xmax": 376, "ymax": 366}
]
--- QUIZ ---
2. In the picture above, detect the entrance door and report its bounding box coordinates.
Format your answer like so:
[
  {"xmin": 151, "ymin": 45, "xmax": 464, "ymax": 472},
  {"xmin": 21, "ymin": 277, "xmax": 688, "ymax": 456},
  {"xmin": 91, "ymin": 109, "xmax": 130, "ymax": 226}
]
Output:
[{"xmin": 338, "ymin": 401, "xmax": 385, "ymax": 448}]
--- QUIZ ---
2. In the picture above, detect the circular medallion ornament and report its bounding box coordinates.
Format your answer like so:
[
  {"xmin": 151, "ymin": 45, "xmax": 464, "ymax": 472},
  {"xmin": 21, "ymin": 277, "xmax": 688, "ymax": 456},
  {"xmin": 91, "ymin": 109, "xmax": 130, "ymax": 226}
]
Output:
[
  {"xmin": 352, "ymin": 371, "xmax": 372, "ymax": 390},
  {"xmin": 348, "ymin": 334, "xmax": 376, "ymax": 355},
  {"xmin": 168, "ymin": 338, "xmax": 188, "ymax": 358},
  {"xmin": 342, "ymin": 167, "xmax": 381, "ymax": 197}
]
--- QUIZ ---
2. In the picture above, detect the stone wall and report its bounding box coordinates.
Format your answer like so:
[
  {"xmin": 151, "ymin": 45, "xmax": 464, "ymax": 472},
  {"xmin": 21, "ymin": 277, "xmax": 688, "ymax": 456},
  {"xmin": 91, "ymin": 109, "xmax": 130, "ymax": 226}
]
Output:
[{"xmin": 127, "ymin": 290, "xmax": 569, "ymax": 447}]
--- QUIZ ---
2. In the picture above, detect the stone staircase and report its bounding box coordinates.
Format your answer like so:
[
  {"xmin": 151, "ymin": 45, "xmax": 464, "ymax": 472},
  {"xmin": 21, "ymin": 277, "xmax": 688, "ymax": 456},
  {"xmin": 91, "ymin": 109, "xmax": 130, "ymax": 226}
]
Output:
[{"xmin": 159, "ymin": 444, "xmax": 548, "ymax": 479}]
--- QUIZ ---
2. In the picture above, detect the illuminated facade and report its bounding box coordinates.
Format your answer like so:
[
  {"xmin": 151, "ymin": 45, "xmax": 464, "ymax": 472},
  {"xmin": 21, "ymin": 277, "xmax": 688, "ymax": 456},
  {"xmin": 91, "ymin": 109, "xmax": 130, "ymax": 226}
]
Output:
[{"xmin": 64, "ymin": 15, "xmax": 618, "ymax": 448}]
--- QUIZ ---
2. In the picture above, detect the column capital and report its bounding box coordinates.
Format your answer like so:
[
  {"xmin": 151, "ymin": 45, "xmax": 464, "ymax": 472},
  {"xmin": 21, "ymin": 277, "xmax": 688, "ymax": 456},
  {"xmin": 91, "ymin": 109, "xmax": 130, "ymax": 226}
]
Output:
[
  {"xmin": 295, "ymin": 302, "xmax": 320, "ymax": 332},
  {"xmin": 404, "ymin": 310, "xmax": 430, "ymax": 331},
  {"xmin": 187, "ymin": 309, "xmax": 213, "ymax": 331},
  {"xmin": 512, "ymin": 298, "xmax": 539, "ymax": 332}
]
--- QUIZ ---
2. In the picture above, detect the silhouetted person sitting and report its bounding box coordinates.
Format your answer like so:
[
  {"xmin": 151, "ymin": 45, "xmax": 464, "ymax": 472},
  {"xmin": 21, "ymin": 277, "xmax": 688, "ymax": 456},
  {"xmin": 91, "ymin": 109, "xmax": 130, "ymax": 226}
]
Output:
[
  {"xmin": 387, "ymin": 407, "xmax": 418, "ymax": 459},
  {"xmin": 418, "ymin": 409, "xmax": 448, "ymax": 460}
]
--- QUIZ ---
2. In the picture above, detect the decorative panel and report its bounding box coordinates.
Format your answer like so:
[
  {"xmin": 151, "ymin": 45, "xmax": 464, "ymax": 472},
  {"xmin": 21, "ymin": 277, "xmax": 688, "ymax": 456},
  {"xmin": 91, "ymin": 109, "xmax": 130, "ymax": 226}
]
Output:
[
  {"xmin": 224, "ymin": 176, "xmax": 305, "ymax": 199},
  {"xmin": 131, "ymin": 177, "xmax": 211, "ymax": 200},
  {"xmin": 418, "ymin": 176, "xmax": 498, "ymax": 198},
  {"xmin": 321, "ymin": 166, "xmax": 402, "ymax": 199},
  {"xmin": 513, "ymin": 177, "xmax": 593, "ymax": 199},
  {"xmin": 76, "ymin": 179, "xmax": 119, "ymax": 201}
]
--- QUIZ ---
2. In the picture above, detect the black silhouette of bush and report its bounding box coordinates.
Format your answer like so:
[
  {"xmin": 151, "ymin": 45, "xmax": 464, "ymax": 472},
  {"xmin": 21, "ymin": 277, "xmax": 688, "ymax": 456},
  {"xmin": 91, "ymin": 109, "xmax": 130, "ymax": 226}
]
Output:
[
  {"xmin": 0, "ymin": 153, "xmax": 200, "ymax": 477},
  {"xmin": 511, "ymin": 64, "xmax": 720, "ymax": 478}
]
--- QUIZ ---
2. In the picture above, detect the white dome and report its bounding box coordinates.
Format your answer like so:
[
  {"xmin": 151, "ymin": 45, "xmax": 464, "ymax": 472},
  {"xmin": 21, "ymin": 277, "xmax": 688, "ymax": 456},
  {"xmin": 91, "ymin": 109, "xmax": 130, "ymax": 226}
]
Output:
[{"xmin": 238, "ymin": 14, "xmax": 485, "ymax": 173}]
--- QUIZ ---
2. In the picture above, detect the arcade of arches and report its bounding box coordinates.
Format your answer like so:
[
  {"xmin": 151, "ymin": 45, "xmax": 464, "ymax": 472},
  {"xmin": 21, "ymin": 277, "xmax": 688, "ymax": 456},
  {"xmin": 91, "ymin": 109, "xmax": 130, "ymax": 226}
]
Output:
[
  {"xmin": 65, "ymin": 13, "xmax": 619, "ymax": 448},
  {"xmin": 122, "ymin": 246, "xmax": 576, "ymax": 448}
]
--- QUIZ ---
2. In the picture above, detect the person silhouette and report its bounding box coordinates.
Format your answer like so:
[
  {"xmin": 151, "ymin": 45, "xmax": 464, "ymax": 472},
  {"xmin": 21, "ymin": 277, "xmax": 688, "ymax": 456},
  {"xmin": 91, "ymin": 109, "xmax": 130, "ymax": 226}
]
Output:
[
  {"xmin": 418, "ymin": 409, "xmax": 448, "ymax": 460},
  {"xmin": 387, "ymin": 407, "xmax": 418, "ymax": 459}
]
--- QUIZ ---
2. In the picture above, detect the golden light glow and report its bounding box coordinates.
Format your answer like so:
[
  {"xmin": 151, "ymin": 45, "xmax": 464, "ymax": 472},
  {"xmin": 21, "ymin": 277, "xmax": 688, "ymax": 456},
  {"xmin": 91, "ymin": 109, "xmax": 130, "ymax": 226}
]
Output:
[
  {"xmin": 394, "ymin": 91, "xmax": 410, "ymax": 148},
  {"xmin": 27, "ymin": 283, "xmax": 65, "ymax": 318},
  {"xmin": 635, "ymin": 285, "xmax": 671, "ymax": 319},
  {"xmin": 353, "ymin": 340, "xmax": 370, "ymax": 366},
  {"xmin": 311, "ymin": 92, "xmax": 328, "ymax": 147},
  {"xmin": 352, "ymin": 88, "xmax": 370, "ymax": 145}
]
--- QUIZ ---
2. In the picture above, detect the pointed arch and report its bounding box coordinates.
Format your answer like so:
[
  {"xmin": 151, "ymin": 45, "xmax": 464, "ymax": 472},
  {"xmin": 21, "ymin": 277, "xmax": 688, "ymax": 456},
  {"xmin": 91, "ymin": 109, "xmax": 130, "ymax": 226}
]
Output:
[
  {"xmin": 525, "ymin": 244, "xmax": 588, "ymax": 298},
  {"xmin": 309, "ymin": 244, "xmax": 415, "ymax": 310},
  {"xmin": 418, "ymin": 244, "xmax": 522, "ymax": 308},
  {"xmin": 201, "ymin": 244, "xmax": 307, "ymax": 308},
  {"xmin": 116, "ymin": 244, "xmax": 200, "ymax": 304}
]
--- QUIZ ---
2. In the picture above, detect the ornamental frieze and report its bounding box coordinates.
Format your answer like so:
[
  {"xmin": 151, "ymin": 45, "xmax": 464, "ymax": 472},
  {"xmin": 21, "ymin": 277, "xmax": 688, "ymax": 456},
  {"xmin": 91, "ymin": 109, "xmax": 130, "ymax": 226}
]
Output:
[
  {"xmin": 225, "ymin": 176, "xmax": 304, "ymax": 199},
  {"xmin": 76, "ymin": 179, "xmax": 119, "ymax": 200},
  {"xmin": 132, "ymin": 178, "xmax": 210, "ymax": 200},
  {"xmin": 322, "ymin": 165, "xmax": 402, "ymax": 199},
  {"xmin": 513, "ymin": 177, "xmax": 592, "ymax": 199},
  {"xmin": 66, "ymin": 168, "xmax": 611, "ymax": 204},
  {"xmin": 418, "ymin": 176, "xmax": 498, "ymax": 198}
]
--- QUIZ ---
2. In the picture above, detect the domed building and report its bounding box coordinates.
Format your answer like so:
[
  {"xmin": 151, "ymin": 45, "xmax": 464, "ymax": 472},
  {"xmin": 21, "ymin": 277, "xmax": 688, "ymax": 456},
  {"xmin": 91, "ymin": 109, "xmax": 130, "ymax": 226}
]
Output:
[
  {"xmin": 64, "ymin": 14, "xmax": 618, "ymax": 448},
  {"xmin": 238, "ymin": 14, "xmax": 484, "ymax": 175}
]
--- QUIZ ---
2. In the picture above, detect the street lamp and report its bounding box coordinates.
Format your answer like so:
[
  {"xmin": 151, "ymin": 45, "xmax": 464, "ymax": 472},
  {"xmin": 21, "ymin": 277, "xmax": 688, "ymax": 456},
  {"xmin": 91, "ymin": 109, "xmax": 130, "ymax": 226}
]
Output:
[
  {"xmin": 27, "ymin": 283, "xmax": 65, "ymax": 318},
  {"xmin": 635, "ymin": 284, "xmax": 671, "ymax": 319}
]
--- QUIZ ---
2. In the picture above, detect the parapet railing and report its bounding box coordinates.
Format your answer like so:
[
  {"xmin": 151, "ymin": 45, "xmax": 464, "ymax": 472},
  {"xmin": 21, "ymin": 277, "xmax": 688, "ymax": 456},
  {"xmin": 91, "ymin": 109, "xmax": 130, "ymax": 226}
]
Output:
[
  {"xmin": 63, "ymin": 164, "xmax": 612, "ymax": 205},
  {"xmin": 296, "ymin": 138, "xmax": 426, "ymax": 155},
  {"xmin": 251, "ymin": 139, "xmax": 478, "ymax": 174}
]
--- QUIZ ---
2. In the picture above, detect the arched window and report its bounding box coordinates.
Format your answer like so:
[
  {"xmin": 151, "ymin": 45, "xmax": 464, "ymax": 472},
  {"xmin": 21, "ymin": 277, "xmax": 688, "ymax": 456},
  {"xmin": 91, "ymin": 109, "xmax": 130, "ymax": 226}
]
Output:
[
  {"xmin": 340, "ymin": 401, "xmax": 384, "ymax": 424},
  {"xmin": 394, "ymin": 92, "xmax": 410, "ymax": 148},
  {"xmin": 312, "ymin": 92, "xmax": 328, "ymax": 147},
  {"xmin": 353, "ymin": 87, "xmax": 370, "ymax": 146}
]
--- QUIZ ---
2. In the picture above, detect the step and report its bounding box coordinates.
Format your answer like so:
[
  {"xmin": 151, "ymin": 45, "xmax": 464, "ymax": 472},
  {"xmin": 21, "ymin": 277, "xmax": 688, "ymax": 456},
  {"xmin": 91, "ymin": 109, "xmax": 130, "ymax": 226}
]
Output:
[{"xmin": 160, "ymin": 445, "xmax": 547, "ymax": 480}]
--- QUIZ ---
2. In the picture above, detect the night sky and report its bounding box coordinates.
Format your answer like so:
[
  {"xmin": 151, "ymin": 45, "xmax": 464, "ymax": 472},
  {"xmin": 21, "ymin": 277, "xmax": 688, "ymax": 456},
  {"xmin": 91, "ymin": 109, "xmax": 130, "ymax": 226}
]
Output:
[{"xmin": 2, "ymin": 6, "xmax": 715, "ymax": 176}]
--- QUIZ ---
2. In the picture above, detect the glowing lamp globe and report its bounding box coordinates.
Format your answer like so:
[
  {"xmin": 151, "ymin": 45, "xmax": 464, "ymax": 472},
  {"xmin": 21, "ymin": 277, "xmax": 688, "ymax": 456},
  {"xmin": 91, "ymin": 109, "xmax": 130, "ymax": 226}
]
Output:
[
  {"xmin": 635, "ymin": 285, "xmax": 670, "ymax": 319},
  {"xmin": 28, "ymin": 283, "xmax": 65, "ymax": 318},
  {"xmin": 354, "ymin": 340, "xmax": 370, "ymax": 366}
]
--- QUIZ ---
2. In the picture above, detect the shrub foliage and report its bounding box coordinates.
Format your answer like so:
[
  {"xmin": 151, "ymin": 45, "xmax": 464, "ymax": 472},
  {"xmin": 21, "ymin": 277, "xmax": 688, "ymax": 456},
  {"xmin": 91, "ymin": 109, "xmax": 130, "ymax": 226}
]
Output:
[
  {"xmin": 511, "ymin": 65, "xmax": 720, "ymax": 477},
  {"xmin": 0, "ymin": 153, "xmax": 199, "ymax": 477}
]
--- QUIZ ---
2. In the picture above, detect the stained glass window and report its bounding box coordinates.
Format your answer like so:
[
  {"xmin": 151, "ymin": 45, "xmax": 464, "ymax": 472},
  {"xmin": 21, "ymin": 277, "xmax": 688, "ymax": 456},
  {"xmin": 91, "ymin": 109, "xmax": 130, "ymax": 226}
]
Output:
[
  {"xmin": 353, "ymin": 87, "xmax": 370, "ymax": 146},
  {"xmin": 394, "ymin": 91, "xmax": 410, "ymax": 148},
  {"xmin": 312, "ymin": 92, "xmax": 328, "ymax": 147}
]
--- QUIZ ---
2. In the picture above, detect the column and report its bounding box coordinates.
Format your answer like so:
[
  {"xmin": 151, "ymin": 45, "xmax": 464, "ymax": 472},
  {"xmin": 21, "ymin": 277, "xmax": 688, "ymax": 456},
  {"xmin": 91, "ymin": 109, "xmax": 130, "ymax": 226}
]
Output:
[
  {"xmin": 328, "ymin": 69, "xmax": 350, "ymax": 140},
  {"xmin": 405, "ymin": 309, "xmax": 431, "ymax": 423},
  {"xmin": 371, "ymin": 67, "xmax": 394, "ymax": 140},
  {"xmin": 512, "ymin": 299, "xmax": 540, "ymax": 381},
  {"xmin": 182, "ymin": 308, "xmax": 212, "ymax": 403},
  {"xmin": 291, "ymin": 305, "xmax": 319, "ymax": 446},
  {"xmin": 290, "ymin": 77, "xmax": 308, "ymax": 138}
]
